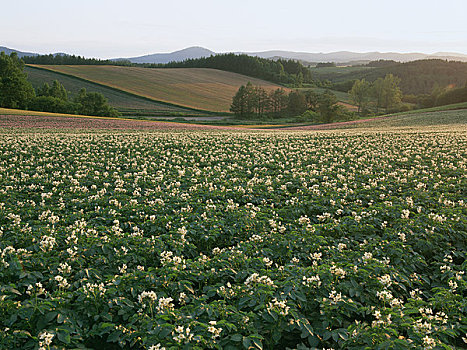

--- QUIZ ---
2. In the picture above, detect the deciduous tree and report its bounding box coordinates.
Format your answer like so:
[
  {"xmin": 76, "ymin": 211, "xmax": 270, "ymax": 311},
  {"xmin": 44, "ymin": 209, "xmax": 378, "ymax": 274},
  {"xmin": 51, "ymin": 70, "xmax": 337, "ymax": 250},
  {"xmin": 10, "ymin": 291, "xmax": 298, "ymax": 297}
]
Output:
[
  {"xmin": 37, "ymin": 80, "xmax": 68, "ymax": 101},
  {"xmin": 287, "ymin": 90, "xmax": 307, "ymax": 116},
  {"xmin": 372, "ymin": 74, "xmax": 402, "ymax": 113},
  {"xmin": 317, "ymin": 90, "xmax": 339, "ymax": 123},
  {"xmin": 350, "ymin": 79, "xmax": 371, "ymax": 115},
  {"xmin": 0, "ymin": 52, "xmax": 35, "ymax": 109},
  {"xmin": 74, "ymin": 88, "xmax": 119, "ymax": 117}
]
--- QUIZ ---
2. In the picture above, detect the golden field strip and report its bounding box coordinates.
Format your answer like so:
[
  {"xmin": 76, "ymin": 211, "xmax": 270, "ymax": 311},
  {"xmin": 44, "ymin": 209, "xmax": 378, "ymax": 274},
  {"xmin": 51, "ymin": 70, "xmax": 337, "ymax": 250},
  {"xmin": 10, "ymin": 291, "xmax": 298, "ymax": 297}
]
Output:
[{"xmin": 30, "ymin": 65, "xmax": 284, "ymax": 112}]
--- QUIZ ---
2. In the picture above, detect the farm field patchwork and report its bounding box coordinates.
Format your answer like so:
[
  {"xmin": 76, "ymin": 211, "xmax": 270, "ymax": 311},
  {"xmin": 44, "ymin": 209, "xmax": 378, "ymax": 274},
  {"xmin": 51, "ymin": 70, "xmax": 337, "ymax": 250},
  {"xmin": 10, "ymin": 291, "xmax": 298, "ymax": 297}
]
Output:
[
  {"xmin": 30, "ymin": 65, "xmax": 284, "ymax": 112},
  {"xmin": 0, "ymin": 126, "xmax": 466, "ymax": 349}
]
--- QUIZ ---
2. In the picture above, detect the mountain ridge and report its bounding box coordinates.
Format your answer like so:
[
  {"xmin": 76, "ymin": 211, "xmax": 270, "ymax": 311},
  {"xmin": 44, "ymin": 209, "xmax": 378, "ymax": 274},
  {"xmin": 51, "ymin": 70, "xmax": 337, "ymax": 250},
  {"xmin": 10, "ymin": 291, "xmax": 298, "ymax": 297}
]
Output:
[
  {"xmin": 112, "ymin": 47, "xmax": 215, "ymax": 64},
  {"xmin": 2, "ymin": 45, "xmax": 467, "ymax": 64},
  {"xmin": 0, "ymin": 46, "xmax": 38, "ymax": 58},
  {"xmin": 240, "ymin": 50, "xmax": 467, "ymax": 63}
]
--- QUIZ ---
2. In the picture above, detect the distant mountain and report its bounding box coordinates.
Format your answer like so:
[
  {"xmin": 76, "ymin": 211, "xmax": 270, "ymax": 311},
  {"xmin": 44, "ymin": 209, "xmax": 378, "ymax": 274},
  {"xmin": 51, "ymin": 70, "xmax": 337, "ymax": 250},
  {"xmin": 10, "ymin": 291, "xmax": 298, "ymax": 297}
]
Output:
[
  {"xmin": 114, "ymin": 47, "xmax": 215, "ymax": 64},
  {"xmin": 241, "ymin": 50, "xmax": 467, "ymax": 63},
  {"xmin": 0, "ymin": 46, "xmax": 38, "ymax": 58},
  {"xmin": 3, "ymin": 44, "xmax": 467, "ymax": 65},
  {"xmin": 0, "ymin": 46, "xmax": 74, "ymax": 58},
  {"xmin": 119, "ymin": 47, "xmax": 467, "ymax": 65}
]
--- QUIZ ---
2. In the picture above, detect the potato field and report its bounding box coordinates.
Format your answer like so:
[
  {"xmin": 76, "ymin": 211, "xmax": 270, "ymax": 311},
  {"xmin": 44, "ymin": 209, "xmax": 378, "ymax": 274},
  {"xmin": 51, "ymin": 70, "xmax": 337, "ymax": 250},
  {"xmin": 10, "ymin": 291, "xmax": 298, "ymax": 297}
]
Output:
[{"xmin": 0, "ymin": 127, "xmax": 466, "ymax": 349}]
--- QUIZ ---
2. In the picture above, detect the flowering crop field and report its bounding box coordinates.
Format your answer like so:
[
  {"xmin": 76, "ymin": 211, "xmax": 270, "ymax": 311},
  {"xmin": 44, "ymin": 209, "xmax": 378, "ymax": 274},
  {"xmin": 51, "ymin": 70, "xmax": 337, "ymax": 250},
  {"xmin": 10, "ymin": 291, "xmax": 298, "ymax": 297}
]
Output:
[
  {"xmin": 0, "ymin": 114, "xmax": 233, "ymax": 131},
  {"xmin": 0, "ymin": 127, "xmax": 466, "ymax": 350}
]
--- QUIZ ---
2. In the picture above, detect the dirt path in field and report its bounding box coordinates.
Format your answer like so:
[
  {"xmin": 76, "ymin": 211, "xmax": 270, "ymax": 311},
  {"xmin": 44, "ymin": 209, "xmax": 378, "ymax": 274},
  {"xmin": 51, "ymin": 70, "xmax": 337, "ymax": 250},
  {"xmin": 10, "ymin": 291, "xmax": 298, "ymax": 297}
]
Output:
[{"xmin": 0, "ymin": 115, "xmax": 239, "ymax": 131}]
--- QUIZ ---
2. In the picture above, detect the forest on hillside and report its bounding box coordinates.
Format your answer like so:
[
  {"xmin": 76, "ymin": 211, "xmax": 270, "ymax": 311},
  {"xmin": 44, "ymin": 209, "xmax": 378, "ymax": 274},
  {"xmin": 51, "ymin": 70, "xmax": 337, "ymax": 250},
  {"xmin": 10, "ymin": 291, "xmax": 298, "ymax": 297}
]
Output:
[
  {"xmin": 315, "ymin": 59, "xmax": 467, "ymax": 95},
  {"xmin": 156, "ymin": 53, "xmax": 313, "ymax": 86}
]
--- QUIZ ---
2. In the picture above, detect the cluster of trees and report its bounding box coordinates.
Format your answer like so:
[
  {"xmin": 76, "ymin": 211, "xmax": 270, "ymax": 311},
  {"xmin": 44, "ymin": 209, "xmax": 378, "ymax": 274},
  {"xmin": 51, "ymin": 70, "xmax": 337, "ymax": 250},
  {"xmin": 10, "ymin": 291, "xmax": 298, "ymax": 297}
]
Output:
[
  {"xmin": 0, "ymin": 52, "xmax": 119, "ymax": 117},
  {"xmin": 156, "ymin": 54, "xmax": 313, "ymax": 86},
  {"xmin": 231, "ymin": 84, "xmax": 287, "ymax": 118},
  {"xmin": 32, "ymin": 81, "xmax": 120, "ymax": 117},
  {"xmin": 230, "ymin": 82, "xmax": 350, "ymax": 123},
  {"xmin": 30, "ymin": 80, "xmax": 76, "ymax": 113},
  {"xmin": 349, "ymin": 74, "xmax": 402, "ymax": 114}
]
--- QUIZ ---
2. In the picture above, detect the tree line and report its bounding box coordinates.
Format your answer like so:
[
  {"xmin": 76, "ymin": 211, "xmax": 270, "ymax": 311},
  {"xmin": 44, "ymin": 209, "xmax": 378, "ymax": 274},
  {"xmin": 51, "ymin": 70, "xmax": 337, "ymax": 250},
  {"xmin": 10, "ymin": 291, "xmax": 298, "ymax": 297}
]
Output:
[
  {"xmin": 230, "ymin": 82, "xmax": 352, "ymax": 123},
  {"xmin": 0, "ymin": 52, "xmax": 119, "ymax": 117},
  {"xmin": 315, "ymin": 62, "xmax": 336, "ymax": 68},
  {"xmin": 22, "ymin": 54, "xmax": 116, "ymax": 66}
]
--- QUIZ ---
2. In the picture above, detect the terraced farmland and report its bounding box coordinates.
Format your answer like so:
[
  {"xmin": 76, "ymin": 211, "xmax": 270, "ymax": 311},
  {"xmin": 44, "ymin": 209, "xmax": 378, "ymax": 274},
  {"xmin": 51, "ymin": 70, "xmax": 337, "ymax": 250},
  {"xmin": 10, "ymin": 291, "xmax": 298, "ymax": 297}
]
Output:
[{"xmin": 30, "ymin": 65, "xmax": 284, "ymax": 112}]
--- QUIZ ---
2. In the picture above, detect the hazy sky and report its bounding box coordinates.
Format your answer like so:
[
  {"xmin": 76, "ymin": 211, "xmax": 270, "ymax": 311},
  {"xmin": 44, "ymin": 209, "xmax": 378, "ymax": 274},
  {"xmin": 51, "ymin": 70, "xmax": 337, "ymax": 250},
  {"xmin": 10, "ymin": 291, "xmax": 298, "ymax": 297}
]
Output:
[{"xmin": 3, "ymin": 0, "xmax": 467, "ymax": 58}]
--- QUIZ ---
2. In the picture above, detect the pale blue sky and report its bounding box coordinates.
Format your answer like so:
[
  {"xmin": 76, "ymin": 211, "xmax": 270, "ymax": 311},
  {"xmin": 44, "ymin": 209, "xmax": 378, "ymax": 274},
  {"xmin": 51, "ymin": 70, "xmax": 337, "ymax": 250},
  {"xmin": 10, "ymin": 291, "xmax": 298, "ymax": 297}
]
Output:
[{"xmin": 3, "ymin": 0, "xmax": 467, "ymax": 58}]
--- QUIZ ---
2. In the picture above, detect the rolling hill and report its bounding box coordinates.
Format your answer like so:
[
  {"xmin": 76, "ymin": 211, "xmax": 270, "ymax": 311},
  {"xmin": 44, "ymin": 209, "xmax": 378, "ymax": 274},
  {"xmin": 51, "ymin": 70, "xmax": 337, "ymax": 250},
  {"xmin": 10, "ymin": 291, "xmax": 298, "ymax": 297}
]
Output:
[
  {"xmin": 29, "ymin": 65, "xmax": 284, "ymax": 112},
  {"xmin": 24, "ymin": 66, "xmax": 202, "ymax": 116}
]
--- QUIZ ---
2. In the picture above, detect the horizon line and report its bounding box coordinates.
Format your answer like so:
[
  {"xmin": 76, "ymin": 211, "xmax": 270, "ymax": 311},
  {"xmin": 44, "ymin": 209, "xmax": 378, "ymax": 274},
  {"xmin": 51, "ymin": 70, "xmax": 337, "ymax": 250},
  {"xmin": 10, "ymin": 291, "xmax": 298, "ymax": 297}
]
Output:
[{"xmin": 2, "ymin": 44, "xmax": 467, "ymax": 59}]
